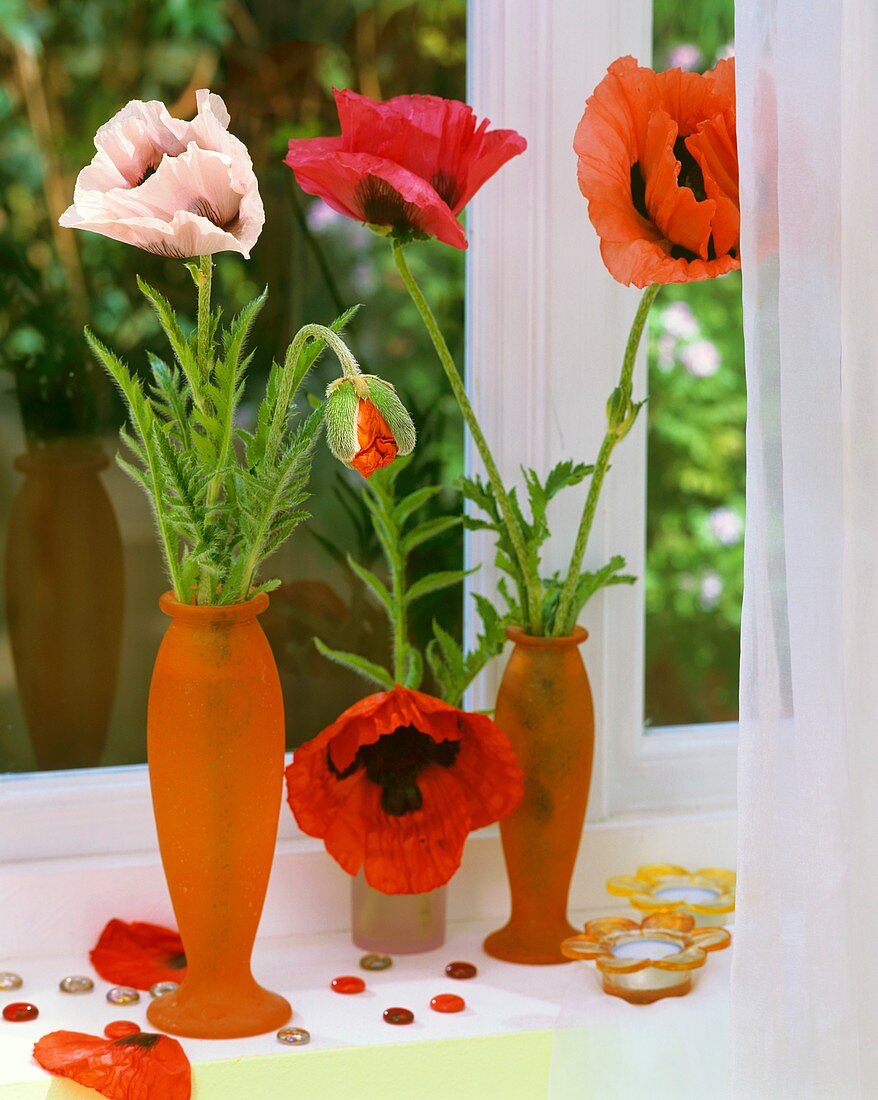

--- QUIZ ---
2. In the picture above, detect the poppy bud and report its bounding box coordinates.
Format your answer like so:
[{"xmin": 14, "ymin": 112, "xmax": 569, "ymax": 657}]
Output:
[
  {"xmin": 325, "ymin": 374, "xmax": 415, "ymax": 478},
  {"xmin": 605, "ymin": 385, "xmax": 644, "ymax": 441}
]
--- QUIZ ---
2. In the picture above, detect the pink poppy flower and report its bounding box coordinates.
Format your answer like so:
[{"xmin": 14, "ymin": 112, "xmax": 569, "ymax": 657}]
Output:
[{"xmin": 59, "ymin": 90, "xmax": 264, "ymax": 258}]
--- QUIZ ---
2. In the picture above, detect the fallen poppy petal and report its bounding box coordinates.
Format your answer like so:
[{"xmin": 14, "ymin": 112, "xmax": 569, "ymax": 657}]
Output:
[
  {"xmin": 90, "ymin": 919, "xmax": 186, "ymax": 990},
  {"xmin": 34, "ymin": 1029, "xmax": 191, "ymax": 1100}
]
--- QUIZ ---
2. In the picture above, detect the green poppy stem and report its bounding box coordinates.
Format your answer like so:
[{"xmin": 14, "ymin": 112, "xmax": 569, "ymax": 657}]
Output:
[
  {"xmin": 553, "ymin": 283, "xmax": 661, "ymax": 636},
  {"xmin": 391, "ymin": 239, "xmax": 543, "ymax": 633}
]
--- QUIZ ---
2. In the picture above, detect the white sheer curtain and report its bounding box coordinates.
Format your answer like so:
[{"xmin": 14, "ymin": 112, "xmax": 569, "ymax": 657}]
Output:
[{"xmin": 733, "ymin": 1, "xmax": 878, "ymax": 1097}]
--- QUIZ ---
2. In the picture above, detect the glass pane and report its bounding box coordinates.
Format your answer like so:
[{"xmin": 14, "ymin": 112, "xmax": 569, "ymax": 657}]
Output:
[
  {"xmin": 645, "ymin": 0, "xmax": 743, "ymax": 728},
  {"xmin": 0, "ymin": 2, "xmax": 466, "ymax": 772}
]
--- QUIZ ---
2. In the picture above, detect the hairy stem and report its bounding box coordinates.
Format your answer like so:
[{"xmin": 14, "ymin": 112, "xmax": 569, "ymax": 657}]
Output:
[
  {"xmin": 553, "ymin": 283, "xmax": 661, "ymax": 636},
  {"xmin": 264, "ymin": 323, "xmax": 360, "ymax": 468},
  {"xmin": 196, "ymin": 254, "xmax": 213, "ymax": 387},
  {"xmin": 391, "ymin": 239, "xmax": 542, "ymax": 632},
  {"xmin": 391, "ymin": 549, "xmax": 407, "ymax": 683}
]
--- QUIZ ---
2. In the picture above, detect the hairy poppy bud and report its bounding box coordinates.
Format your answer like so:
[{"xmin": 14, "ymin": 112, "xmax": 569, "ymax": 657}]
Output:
[{"xmin": 325, "ymin": 374, "xmax": 415, "ymax": 478}]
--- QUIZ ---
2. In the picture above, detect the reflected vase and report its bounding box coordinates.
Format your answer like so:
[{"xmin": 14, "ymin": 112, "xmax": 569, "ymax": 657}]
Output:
[
  {"xmin": 4, "ymin": 441, "xmax": 123, "ymax": 770},
  {"xmin": 484, "ymin": 626, "xmax": 594, "ymax": 965},
  {"xmin": 352, "ymin": 871, "xmax": 446, "ymax": 954},
  {"xmin": 146, "ymin": 591, "xmax": 291, "ymax": 1039}
]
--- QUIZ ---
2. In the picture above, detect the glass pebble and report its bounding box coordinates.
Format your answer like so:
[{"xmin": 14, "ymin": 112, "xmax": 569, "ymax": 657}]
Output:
[
  {"xmin": 106, "ymin": 986, "xmax": 140, "ymax": 1006},
  {"xmin": 59, "ymin": 975, "xmax": 94, "ymax": 994},
  {"xmin": 383, "ymin": 1006, "xmax": 414, "ymax": 1026},
  {"xmin": 444, "ymin": 961, "xmax": 477, "ymax": 980},
  {"xmin": 0, "ymin": 972, "xmax": 22, "ymax": 991},
  {"xmin": 104, "ymin": 1021, "xmax": 140, "ymax": 1039},
  {"xmin": 359, "ymin": 953, "xmax": 392, "ymax": 972},
  {"xmin": 3, "ymin": 1002, "xmax": 38, "ymax": 1022},
  {"xmin": 150, "ymin": 981, "xmax": 179, "ymax": 998},
  {"xmin": 331, "ymin": 975, "xmax": 365, "ymax": 994},
  {"xmin": 430, "ymin": 993, "xmax": 465, "ymax": 1014},
  {"xmin": 277, "ymin": 1026, "xmax": 311, "ymax": 1046}
]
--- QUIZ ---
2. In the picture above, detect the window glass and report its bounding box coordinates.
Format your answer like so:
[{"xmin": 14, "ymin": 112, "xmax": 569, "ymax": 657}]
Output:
[
  {"xmin": 645, "ymin": 0, "xmax": 744, "ymax": 728},
  {"xmin": 0, "ymin": 1, "xmax": 466, "ymax": 772}
]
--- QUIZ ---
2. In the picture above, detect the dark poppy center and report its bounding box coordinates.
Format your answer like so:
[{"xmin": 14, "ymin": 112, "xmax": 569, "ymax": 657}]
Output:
[
  {"xmin": 354, "ymin": 175, "xmax": 422, "ymax": 233},
  {"xmin": 630, "ymin": 163, "xmax": 649, "ymax": 220},
  {"xmin": 430, "ymin": 170, "xmax": 462, "ymax": 210},
  {"xmin": 328, "ymin": 724, "xmax": 460, "ymax": 817},
  {"xmin": 112, "ymin": 1033, "xmax": 161, "ymax": 1049},
  {"xmin": 672, "ymin": 136, "xmax": 707, "ymax": 202}
]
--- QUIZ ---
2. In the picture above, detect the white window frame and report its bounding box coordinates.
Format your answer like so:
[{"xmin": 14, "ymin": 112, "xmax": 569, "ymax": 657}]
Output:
[{"xmin": 0, "ymin": 0, "xmax": 735, "ymax": 956}]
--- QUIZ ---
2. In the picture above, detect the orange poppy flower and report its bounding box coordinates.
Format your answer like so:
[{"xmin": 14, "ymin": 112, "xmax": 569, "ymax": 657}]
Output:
[
  {"xmin": 285, "ymin": 685, "xmax": 523, "ymax": 894},
  {"xmin": 353, "ymin": 399, "xmax": 397, "ymax": 477},
  {"xmin": 574, "ymin": 56, "xmax": 739, "ymax": 287},
  {"xmin": 33, "ymin": 1029, "xmax": 191, "ymax": 1100},
  {"xmin": 90, "ymin": 919, "xmax": 186, "ymax": 990}
]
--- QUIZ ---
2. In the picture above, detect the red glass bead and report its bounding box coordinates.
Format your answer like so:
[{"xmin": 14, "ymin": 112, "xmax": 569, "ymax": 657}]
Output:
[
  {"xmin": 331, "ymin": 975, "xmax": 365, "ymax": 994},
  {"xmin": 3, "ymin": 1002, "xmax": 38, "ymax": 1022},
  {"xmin": 445, "ymin": 961, "xmax": 477, "ymax": 980},
  {"xmin": 104, "ymin": 1021, "xmax": 141, "ymax": 1039},
  {"xmin": 383, "ymin": 1007, "xmax": 414, "ymax": 1026},
  {"xmin": 430, "ymin": 993, "xmax": 465, "ymax": 1014}
]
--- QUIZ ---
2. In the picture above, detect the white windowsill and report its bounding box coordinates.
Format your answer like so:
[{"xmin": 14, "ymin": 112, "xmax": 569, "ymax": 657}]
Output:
[{"xmin": 0, "ymin": 914, "xmax": 731, "ymax": 1100}]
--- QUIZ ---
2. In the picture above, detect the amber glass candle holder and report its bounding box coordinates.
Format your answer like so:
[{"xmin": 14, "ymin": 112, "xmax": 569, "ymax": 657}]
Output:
[
  {"xmin": 606, "ymin": 864, "xmax": 735, "ymax": 927},
  {"xmin": 561, "ymin": 913, "xmax": 730, "ymax": 1004}
]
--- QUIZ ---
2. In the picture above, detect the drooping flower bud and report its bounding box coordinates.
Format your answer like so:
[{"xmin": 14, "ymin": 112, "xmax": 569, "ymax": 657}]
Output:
[{"xmin": 325, "ymin": 374, "xmax": 415, "ymax": 478}]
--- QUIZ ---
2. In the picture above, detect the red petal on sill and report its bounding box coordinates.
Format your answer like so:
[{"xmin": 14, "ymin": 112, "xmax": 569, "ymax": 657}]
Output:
[{"xmin": 90, "ymin": 919, "xmax": 187, "ymax": 990}]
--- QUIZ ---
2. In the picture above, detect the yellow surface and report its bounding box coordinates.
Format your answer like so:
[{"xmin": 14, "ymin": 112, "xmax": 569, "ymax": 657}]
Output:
[{"xmin": 1, "ymin": 1031, "xmax": 554, "ymax": 1100}]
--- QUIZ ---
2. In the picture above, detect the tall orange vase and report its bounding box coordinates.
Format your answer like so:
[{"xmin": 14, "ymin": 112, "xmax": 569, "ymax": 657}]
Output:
[
  {"xmin": 483, "ymin": 626, "xmax": 594, "ymax": 965},
  {"xmin": 146, "ymin": 591, "xmax": 291, "ymax": 1038}
]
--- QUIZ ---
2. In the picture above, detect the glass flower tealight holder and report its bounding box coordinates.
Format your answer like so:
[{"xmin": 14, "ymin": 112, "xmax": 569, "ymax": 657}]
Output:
[
  {"xmin": 561, "ymin": 913, "xmax": 730, "ymax": 1004},
  {"xmin": 606, "ymin": 864, "xmax": 735, "ymax": 927}
]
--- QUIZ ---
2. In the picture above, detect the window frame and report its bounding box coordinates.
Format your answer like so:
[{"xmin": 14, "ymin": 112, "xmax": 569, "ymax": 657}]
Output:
[{"xmin": 1, "ymin": 0, "xmax": 735, "ymax": 926}]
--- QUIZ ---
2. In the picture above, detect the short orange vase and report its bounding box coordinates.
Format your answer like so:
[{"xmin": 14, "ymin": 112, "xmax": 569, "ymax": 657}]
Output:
[
  {"xmin": 146, "ymin": 591, "xmax": 291, "ymax": 1038},
  {"xmin": 483, "ymin": 626, "xmax": 594, "ymax": 965}
]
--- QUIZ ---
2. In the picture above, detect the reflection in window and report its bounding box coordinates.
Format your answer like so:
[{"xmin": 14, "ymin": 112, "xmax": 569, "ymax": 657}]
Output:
[
  {"xmin": 0, "ymin": 2, "xmax": 466, "ymax": 772},
  {"xmin": 645, "ymin": 0, "xmax": 743, "ymax": 727}
]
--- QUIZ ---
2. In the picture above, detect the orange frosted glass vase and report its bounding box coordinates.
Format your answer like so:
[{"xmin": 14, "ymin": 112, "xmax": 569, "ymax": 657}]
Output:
[
  {"xmin": 146, "ymin": 591, "xmax": 291, "ymax": 1038},
  {"xmin": 483, "ymin": 626, "xmax": 594, "ymax": 965}
]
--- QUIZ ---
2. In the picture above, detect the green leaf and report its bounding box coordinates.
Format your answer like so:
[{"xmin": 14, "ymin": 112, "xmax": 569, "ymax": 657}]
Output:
[
  {"xmin": 346, "ymin": 554, "xmax": 394, "ymax": 615},
  {"xmin": 402, "ymin": 645, "xmax": 424, "ymax": 689},
  {"xmin": 404, "ymin": 567, "xmax": 477, "ymax": 607},
  {"xmin": 393, "ymin": 485, "xmax": 442, "ymax": 525},
  {"xmin": 136, "ymin": 277, "xmax": 200, "ymax": 398},
  {"xmin": 400, "ymin": 515, "xmax": 461, "ymax": 556},
  {"xmin": 313, "ymin": 638, "xmax": 394, "ymax": 689}
]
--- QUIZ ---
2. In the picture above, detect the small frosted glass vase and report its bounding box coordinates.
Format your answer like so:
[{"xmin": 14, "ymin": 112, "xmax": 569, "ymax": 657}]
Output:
[{"xmin": 351, "ymin": 872, "xmax": 446, "ymax": 954}]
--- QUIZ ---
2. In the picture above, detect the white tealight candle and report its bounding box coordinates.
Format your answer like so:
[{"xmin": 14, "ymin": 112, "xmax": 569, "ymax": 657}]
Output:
[
  {"xmin": 611, "ymin": 938, "xmax": 680, "ymax": 961},
  {"xmin": 653, "ymin": 885, "xmax": 720, "ymax": 905}
]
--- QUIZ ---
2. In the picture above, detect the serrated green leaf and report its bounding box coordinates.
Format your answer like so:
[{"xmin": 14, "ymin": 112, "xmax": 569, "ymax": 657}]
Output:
[
  {"xmin": 313, "ymin": 638, "xmax": 394, "ymax": 689},
  {"xmin": 347, "ymin": 554, "xmax": 393, "ymax": 615},
  {"xmin": 394, "ymin": 485, "xmax": 442, "ymax": 525},
  {"xmin": 404, "ymin": 567, "xmax": 477, "ymax": 607},
  {"xmin": 400, "ymin": 514, "xmax": 461, "ymax": 556}
]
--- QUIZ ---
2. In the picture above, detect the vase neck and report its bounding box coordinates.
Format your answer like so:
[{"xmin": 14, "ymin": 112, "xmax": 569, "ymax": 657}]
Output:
[
  {"xmin": 505, "ymin": 625, "xmax": 588, "ymax": 649},
  {"xmin": 158, "ymin": 590, "xmax": 269, "ymax": 624}
]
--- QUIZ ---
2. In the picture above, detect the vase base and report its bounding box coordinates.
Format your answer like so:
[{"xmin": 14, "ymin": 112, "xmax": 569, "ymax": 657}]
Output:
[
  {"xmin": 147, "ymin": 982, "xmax": 291, "ymax": 1039},
  {"xmin": 483, "ymin": 919, "xmax": 581, "ymax": 965}
]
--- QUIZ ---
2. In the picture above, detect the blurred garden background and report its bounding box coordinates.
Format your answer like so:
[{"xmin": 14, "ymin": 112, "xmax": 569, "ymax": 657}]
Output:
[{"xmin": 0, "ymin": 0, "xmax": 740, "ymax": 772}]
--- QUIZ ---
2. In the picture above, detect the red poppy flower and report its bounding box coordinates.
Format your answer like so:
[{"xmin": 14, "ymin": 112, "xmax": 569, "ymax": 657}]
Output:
[
  {"xmin": 574, "ymin": 56, "xmax": 739, "ymax": 287},
  {"xmin": 285, "ymin": 89, "xmax": 526, "ymax": 249},
  {"xmin": 90, "ymin": 919, "xmax": 186, "ymax": 990},
  {"xmin": 285, "ymin": 685, "xmax": 523, "ymax": 894},
  {"xmin": 33, "ymin": 1029, "xmax": 190, "ymax": 1100},
  {"xmin": 352, "ymin": 399, "xmax": 397, "ymax": 477}
]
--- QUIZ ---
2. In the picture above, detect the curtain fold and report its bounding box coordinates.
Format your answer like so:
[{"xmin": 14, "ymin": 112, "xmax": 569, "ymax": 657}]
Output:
[{"xmin": 733, "ymin": 1, "xmax": 878, "ymax": 1096}]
